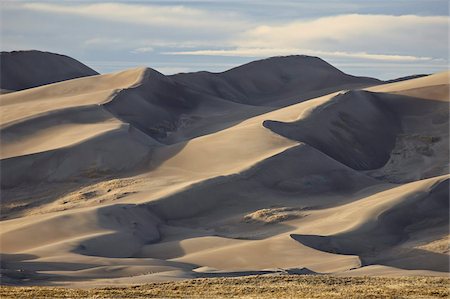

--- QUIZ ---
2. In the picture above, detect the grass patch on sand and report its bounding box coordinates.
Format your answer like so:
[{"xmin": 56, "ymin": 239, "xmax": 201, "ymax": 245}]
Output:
[{"xmin": 1, "ymin": 275, "xmax": 449, "ymax": 298}]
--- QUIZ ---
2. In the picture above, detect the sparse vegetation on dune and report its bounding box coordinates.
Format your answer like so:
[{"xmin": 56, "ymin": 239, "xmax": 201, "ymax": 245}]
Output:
[{"xmin": 1, "ymin": 275, "xmax": 449, "ymax": 298}]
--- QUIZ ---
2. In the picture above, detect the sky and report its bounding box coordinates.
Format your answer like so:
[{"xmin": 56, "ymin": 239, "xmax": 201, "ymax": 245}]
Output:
[{"xmin": 1, "ymin": 0, "xmax": 449, "ymax": 79}]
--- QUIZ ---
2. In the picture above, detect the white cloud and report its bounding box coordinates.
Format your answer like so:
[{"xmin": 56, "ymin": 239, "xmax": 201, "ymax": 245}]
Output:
[
  {"xmin": 17, "ymin": 4, "xmax": 449, "ymax": 61},
  {"xmin": 131, "ymin": 47, "xmax": 154, "ymax": 54},
  {"xmin": 22, "ymin": 2, "xmax": 249, "ymax": 30},
  {"xmin": 166, "ymin": 14, "xmax": 448, "ymax": 62},
  {"xmin": 234, "ymin": 14, "xmax": 448, "ymax": 56},
  {"xmin": 240, "ymin": 14, "xmax": 447, "ymax": 44},
  {"xmin": 4, "ymin": 2, "xmax": 448, "ymax": 78},
  {"xmin": 164, "ymin": 48, "xmax": 435, "ymax": 62}
]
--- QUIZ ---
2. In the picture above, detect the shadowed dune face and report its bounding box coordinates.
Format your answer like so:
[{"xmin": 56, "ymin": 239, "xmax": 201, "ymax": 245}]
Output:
[
  {"xmin": 0, "ymin": 127, "xmax": 155, "ymax": 188},
  {"xmin": 73, "ymin": 204, "xmax": 163, "ymax": 258},
  {"xmin": 0, "ymin": 105, "xmax": 117, "ymax": 159},
  {"xmin": 0, "ymin": 50, "xmax": 98, "ymax": 91},
  {"xmin": 103, "ymin": 69, "xmax": 198, "ymax": 141},
  {"xmin": 291, "ymin": 178, "xmax": 449, "ymax": 272},
  {"xmin": 103, "ymin": 68, "xmax": 263, "ymax": 143},
  {"xmin": 264, "ymin": 90, "xmax": 449, "ymax": 179},
  {"xmin": 147, "ymin": 144, "xmax": 377, "ymax": 222},
  {"xmin": 107, "ymin": 57, "xmax": 381, "ymax": 143},
  {"xmin": 264, "ymin": 90, "xmax": 401, "ymax": 170},
  {"xmin": 363, "ymin": 93, "xmax": 449, "ymax": 182},
  {"xmin": 0, "ymin": 54, "xmax": 449, "ymax": 287},
  {"xmin": 172, "ymin": 56, "xmax": 381, "ymax": 106}
]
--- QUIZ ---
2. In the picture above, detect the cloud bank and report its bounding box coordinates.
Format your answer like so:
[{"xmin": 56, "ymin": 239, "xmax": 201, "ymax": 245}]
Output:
[
  {"xmin": 22, "ymin": 2, "xmax": 248, "ymax": 30},
  {"xmin": 167, "ymin": 14, "xmax": 448, "ymax": 62},
  {"xmin": 2, "ymin": 1, "xmax": 448, "ymax": 78}
]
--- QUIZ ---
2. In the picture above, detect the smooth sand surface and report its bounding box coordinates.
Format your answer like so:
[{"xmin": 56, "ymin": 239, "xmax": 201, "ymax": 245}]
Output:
[
  {"xmin": 0, "ymin": 54, "xmax": 448, "ymax": 287},
  {"xmin": 0, "ymin": 50, "xmax": 98, "ymax": 91}
]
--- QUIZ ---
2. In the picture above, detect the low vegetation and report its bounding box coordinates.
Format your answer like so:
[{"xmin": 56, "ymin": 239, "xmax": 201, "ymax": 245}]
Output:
[{"xmin": 1, "ymin": 275, "xmax": 449, "ymax": 298}]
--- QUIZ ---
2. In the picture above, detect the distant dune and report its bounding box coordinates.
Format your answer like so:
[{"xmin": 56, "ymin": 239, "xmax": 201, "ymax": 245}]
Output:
[
  {"xmin": 0, "ymin": 53, "xmax": 448, "ymax": 288},
  {"xmin": 384, "ymin": 74, "xmax": 429, "ymax": 84},
  {"xmin": 0, "ymin": 50, "xmax": 98, "ymax": 91},
  {"xmin": 172, "ymin": 55, "xmax": 381, "ymax": 106}
]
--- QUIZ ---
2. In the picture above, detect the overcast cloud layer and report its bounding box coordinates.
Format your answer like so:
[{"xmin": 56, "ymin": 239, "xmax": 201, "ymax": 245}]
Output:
[{"xmin": 1, "ymin": 1, "xmax": 448, "ymax": 79}]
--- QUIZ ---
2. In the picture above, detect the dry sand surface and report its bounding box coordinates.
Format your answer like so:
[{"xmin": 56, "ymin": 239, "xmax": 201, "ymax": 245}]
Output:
[{"xmin": 0, "ymin": 52, "xmax": 449, "ymax": 290}]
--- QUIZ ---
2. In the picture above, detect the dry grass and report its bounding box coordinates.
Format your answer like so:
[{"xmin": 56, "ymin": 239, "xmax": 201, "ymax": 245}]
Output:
[
  {"xmin": 242, "ymin": 207, "xmax": 304, "ymax": 224},
  {"xmin": 1, "ymin": 275, "xmax": 449, "ymax": 298}
]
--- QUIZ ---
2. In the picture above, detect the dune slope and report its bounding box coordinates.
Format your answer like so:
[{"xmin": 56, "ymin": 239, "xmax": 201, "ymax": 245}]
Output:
[
  {"xmin": 0, "ymin": 50, "xmax": 98, "ymax": 91},
  {"xmin": 171, "ymin": 55, "xmax": 381, "ymax": 106}
]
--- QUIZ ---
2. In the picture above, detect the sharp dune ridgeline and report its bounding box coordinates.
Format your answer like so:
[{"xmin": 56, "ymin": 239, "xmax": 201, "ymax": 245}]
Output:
[{"xmin": 0, "ymin": 50, "xmax": 448, "ymax": 288}]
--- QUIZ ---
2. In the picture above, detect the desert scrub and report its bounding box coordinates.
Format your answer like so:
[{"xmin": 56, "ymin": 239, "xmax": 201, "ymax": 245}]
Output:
[{"xmin": 1, "ymin": 275, "xmax": 449, "ymax": 298}]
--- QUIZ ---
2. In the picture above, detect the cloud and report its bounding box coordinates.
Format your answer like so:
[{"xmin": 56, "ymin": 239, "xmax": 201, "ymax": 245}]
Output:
[
  {"xmin": 130, "ymin": 47, "xmax": 154, "ymax": 54},
  {"xmin": 241, "ymin": 14, "xmax": 448, "ymax": 43},
  {"xmin": 165, "ymin": 48, "xmax": 435, "ymax": 62},
  {"xmin": 16, "ymin": 4, "xmax": 448, "ymax": 60},
  {"xmin": 3, "ymin": 2, "xmax": 448, "ymax": 78},
  {"xmin": 166, "ymin": 14, "xmax": 448, "ymax": 62},
  {"xmin": 234, "ymin": 14, "xmax": 448, "ymax": 57},
  {"xmin": 22, "ymin": 2, "xmax": 249, "ymax": 30}
]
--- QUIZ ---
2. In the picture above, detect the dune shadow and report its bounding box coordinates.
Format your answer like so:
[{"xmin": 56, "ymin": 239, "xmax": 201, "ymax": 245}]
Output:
[
  {"xmin": 263, "ymin": 91, "xmax": 449, "ymax": 177},
  {"xmin": 291, "ymin": 234, "xmax": 449, "ymax": 272},
  {"xmin": 0, "ymin": 140, "xmax": 188, "ymax": 220},
  {"xmin": 0, "ymin": 253, "xmax": 99, "ymax": 285},
  {"xmin": 72, "ymin": 201, "xmax": 300, "ymax": 259},
  {"xmin": 290, "ymin": 178, "xmax": 449, "ymax": 273}
]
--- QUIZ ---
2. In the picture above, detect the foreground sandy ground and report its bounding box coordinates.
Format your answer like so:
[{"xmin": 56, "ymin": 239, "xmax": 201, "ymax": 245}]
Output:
[{"xmin": 1, "ymin": 275, "xmax": 449, "ymax": 298}]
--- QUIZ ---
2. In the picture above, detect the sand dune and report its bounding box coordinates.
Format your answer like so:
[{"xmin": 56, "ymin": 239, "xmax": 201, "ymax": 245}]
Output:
[
  {"xmin": 172, "ymin": 55, "xmax": 380, "ymax": 106},
  {"xmin": 367, "ymin": 71, "xmax": 449, "ymax": 101},
  {"xmin": 265, "ymin": 89, "xmax": 449, "ymax": 181},
  {"xmin": 0, "ymin": 50, "xmax": 98, "ymax": 91},
  {"xmin": 292, "ymin": 175, "xmax": 449, "ymax": 272},
  {"xmin": 0, "ymin": 54, "xmax": 448, "ymax": 287},
  {"xmin": 265, "ymin": 90, "xmax": 401, "ymax": 170}
]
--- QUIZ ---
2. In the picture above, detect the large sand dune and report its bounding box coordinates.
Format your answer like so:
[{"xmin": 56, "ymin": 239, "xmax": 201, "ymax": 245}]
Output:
[
  {"xmin": 0, "ymin": 50, "xmax": 98, "ymax": 91},
  {"xmin": 0, "ymin": 54, "xmax": 448, "ymax": 287},
  {"xmin": 172, "ymin": 55, "xmax": 380, "ymax": 106}
]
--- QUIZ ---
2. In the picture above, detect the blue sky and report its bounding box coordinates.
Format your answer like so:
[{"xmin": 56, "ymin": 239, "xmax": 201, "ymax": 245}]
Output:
[{"xmin": 1, "ymin": 0, "xmax": 449, "ymax": 79}]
